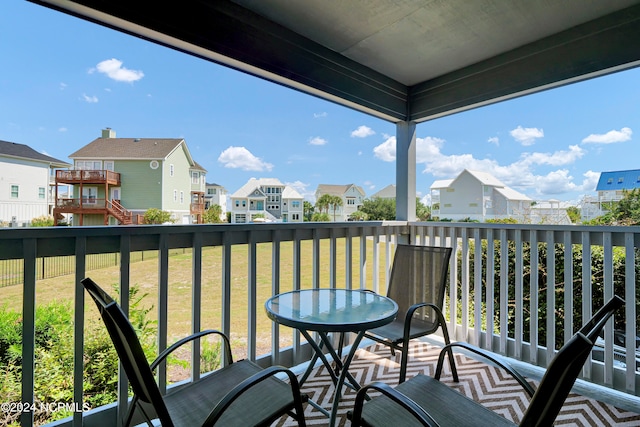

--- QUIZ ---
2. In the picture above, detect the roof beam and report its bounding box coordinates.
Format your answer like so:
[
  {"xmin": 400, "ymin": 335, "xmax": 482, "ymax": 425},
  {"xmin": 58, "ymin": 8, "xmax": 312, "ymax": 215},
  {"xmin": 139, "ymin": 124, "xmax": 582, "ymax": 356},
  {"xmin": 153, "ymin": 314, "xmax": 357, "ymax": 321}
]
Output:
[{"xmin": 409, "ymin": 4, "xmax": 640, "ymax": 122}]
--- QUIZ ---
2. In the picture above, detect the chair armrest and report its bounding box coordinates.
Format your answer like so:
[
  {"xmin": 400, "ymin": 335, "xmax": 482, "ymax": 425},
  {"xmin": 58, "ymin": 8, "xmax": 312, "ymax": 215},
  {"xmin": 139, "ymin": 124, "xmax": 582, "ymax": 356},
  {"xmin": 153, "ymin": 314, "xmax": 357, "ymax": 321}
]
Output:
[
  {"xmin": 150, "ymin": 329, "xmax": 233, "ymax": 371},
  {"xmin": 203, "ymin": 365, "xmax": 306, "ymax": 426},
  {"xmin": 435, "ymin": 342, "xmax": 535, "ymax": 397},
  {"xmin": 350, "ymin": 381, "xmax": 440, "ymax": 427},
  {"xmin": 403, "ymin": 303, "xmax": 445, "ymax": 336}
]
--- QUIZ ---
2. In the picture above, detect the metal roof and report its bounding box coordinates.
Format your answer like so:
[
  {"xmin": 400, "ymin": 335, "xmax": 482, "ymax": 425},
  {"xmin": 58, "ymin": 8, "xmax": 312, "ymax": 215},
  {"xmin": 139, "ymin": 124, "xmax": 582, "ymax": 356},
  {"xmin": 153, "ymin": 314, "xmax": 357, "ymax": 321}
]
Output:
[
  {"xmin": 30, "ymin": 0, "xmax": 640, "ymax": 124},
  {"xmin": 595, "ymin": 169, "xmax": 640, "ymax": 191}
]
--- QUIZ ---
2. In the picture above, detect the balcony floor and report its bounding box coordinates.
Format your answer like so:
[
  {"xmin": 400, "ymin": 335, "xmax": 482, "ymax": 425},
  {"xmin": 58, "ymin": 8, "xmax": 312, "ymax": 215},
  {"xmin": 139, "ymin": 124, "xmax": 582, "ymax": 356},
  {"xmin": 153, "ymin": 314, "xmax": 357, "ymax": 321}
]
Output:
[{"xmin": 274, "ymin": 342, "xmax": 640, "ymax": 427}]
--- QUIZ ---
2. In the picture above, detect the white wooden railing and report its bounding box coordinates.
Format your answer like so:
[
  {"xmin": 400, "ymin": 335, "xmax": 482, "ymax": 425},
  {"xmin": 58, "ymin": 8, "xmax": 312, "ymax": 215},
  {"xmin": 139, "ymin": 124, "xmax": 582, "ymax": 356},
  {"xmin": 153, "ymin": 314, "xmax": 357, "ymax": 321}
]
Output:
[{"xmin": 0, "ymin": 221, "xmax": 638, "ymax": 426}]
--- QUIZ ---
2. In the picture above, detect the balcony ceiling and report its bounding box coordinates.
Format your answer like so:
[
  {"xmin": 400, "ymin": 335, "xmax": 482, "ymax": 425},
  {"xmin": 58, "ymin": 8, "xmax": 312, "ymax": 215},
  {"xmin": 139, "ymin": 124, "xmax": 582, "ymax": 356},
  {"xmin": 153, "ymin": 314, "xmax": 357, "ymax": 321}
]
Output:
[{"xmin": 31, "ymin": 0, "xmax": 640, "ymax": 123}]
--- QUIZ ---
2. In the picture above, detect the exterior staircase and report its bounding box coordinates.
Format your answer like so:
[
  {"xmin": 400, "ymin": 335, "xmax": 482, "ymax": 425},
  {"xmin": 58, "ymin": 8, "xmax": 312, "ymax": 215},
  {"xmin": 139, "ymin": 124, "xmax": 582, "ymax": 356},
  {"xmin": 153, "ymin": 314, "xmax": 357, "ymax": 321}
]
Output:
[{"xmin": 107, "ymin": 199, "xmax": 133, "ymax": 225}]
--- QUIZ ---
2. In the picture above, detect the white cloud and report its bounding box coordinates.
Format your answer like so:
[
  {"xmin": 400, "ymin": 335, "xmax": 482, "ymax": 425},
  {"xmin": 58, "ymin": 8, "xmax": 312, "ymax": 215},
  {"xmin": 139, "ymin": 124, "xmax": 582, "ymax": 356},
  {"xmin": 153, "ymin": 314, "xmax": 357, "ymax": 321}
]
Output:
[
  {"xmin": 90, "ymin": 58, "xmax": 144, "ymax": 83},
  {"xmin": 510, "ymin": 126, "xmax": 544, "ymax": 146},
  {"xmin": 375, "ymin": 132, "xmax": 590, "ymax": 198},
  {"xmin": 285, "ymin": 180, "xmax": 313, "ymax": 200},
  {"xmin": 313, "ymin": 112, "xmax": 327, "ymax": 118},
  {"xmin": 351, "ymin": 125, "xmax": 375, "ymax": 138},
  {"xmin": 59, "ymin": 82, "xmax": 67, "ymax": 91},
  {"xmin": 309, "ymin": 136, "xmax": 327, "ymax": 146},
  {"xmin": 487, "ymin": 136, "xmax": 499, "ymax": 146},
  {"xmin": 58, "ymin": 127, "xmax": 67, "ymax": 132},
  {"xmin": 82, "ymin": 94, "xmax": 98, "ymax": 103},
  {"xmin": 582, "ymin": 127, "xmax": 632, "ymax": 144},
  {"xmin": 217, "ymin": 146, "xmax": 273, "ymax": 172}
]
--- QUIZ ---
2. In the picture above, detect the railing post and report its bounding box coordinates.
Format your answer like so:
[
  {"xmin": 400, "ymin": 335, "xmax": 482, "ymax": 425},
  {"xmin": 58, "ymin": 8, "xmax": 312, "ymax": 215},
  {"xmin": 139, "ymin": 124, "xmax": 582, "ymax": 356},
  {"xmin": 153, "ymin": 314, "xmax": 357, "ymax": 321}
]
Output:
[{"xmin": 20, "ymin": 238, "xmax": 37, "ymax": 427}]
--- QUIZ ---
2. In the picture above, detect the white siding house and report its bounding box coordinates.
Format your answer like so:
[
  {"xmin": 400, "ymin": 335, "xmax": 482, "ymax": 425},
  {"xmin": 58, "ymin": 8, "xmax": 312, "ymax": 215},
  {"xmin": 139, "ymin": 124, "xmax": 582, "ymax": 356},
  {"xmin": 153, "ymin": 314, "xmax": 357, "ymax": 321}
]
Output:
[
  {"xmin": 0, "ymin": 140, "xmax": 70, "ymax": 225},
  {"xmin": 204, "ymin": 183, "xmax": 228, "ymax": 219},
  {"xmin": 315, "ymin": 184, "xmax": 366, "ymax": 221},
  {"xmin": 430, "ymin": 169, "xmax": 532, "ymax": 222},
  {"xmin": 230, "ymin": 178, "xmax": 303, "ymax": 223}
]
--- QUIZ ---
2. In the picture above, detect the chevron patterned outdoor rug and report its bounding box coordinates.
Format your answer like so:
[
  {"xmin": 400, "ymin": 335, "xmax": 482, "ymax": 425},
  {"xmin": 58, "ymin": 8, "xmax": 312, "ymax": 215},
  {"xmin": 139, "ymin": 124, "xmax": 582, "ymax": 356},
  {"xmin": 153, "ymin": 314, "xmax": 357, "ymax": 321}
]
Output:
[{"xmin": 273, "ymin": 342, "xmax": 640, "ymax": 426}]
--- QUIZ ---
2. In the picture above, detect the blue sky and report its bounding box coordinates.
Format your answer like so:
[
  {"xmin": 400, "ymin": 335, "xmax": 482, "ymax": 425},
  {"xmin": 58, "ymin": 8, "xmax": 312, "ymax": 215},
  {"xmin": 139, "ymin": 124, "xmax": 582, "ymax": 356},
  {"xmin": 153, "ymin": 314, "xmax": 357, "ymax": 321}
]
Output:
[{"xmin": 2, "ymin": 1, "xmax": 639, "ymax": 205}]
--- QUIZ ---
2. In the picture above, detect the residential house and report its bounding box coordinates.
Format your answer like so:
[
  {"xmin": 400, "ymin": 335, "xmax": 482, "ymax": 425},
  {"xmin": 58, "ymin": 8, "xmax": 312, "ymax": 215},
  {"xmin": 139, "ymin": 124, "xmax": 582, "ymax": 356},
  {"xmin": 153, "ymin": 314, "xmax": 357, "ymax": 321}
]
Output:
[
  {"xmin": 315, "ymin": 184, "xmax": 366, "ymax": 221},
  {"xmin": 54, "ymin": 128, "xmax": 206, "ymax": 226},
  {"xmin": 528, "ymin": 200, "xmax": 572, "ymax": 225},
  {"xmin": 204, "ymin": 182, "xmax": 228, "ymax": 219},
  {"xmin": 370, "ymin": 184, "xmax": 396, "ymax": 199},
  {"xmin": 430, "ymin": 169, "xmax": 532, "ymax": 222},
  {"xmin": 0, "ymin": 139, "xmax": 71, "ymax": 226},
  {"xmin": 229, "ymin": 178, "xmax": 303, "ymax": 223},
  {"xmin": 581, "ymin": 169, "xmax": 640, "ymax": 222}
]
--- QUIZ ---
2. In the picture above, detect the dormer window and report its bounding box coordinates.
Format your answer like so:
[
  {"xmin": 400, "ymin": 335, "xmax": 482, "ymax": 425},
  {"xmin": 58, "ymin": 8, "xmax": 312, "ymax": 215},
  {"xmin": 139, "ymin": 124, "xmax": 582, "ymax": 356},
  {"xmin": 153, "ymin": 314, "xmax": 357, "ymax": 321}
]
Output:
[
  {"xmin": 618, "ymin": 177, "xmax": 624, "ymax": 183},
  {"xmin": 607, "ymin": 178, "xmax": 613, "ymax": 184}
]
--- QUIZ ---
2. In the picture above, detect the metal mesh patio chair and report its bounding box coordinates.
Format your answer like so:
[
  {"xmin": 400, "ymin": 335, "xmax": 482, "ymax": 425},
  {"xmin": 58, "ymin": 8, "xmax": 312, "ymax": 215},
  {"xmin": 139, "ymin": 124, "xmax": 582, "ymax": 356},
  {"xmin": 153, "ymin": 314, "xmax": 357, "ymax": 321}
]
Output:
[
  {"xmin": 82, "ymin": 277, "xmax": 307, "ymax": 427},
  {"xmin": 364, "ymin": 244, "xmax": 456, "ymax": 383},
  {"xmin": 350, "ymin": 295, "xmax": 624, "ymax": 427}
]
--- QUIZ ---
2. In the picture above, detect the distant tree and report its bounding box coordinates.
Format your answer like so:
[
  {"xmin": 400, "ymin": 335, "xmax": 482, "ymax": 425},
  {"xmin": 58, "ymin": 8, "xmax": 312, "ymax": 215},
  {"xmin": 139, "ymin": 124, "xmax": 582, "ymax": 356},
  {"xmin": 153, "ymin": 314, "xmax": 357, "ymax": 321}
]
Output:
[
  {"xmin": 416, "ymin": 198, "xmax": 431, "ymax": 221},
  {"xmin": 360, "ymin": 197, "xmax": 396, "ymax": 220},
  {"xmin": 349, "ymin": 210, "xmax": 368, "ymax": 221},
  {"xmin": 589, "ymin": 189, "xmax": 640, "ymax": 226},
  {"xmin": 203, "ymin": 204, "xmax": 224, "ymax": 223},
  {"xmin": 303, "ymin": 201, "xmax": 314, "ymax": 221},
  {"xmin": 315, "ymin": 194, "xmax": 332, "ymax": 215},
  {"xmin": 143, "ymin": 208, "xmax": 174, "ymax": 224},
  {"xmin": 328, "ymin": 195, "xmax": 343, "ymax": 221},
  {"xmin": 566, "ymin": 206, "xmax": 581, "ymax": 224},
  {"xmin": 311, "ymin": 212, "xmax": 331, "ymax": 221}
]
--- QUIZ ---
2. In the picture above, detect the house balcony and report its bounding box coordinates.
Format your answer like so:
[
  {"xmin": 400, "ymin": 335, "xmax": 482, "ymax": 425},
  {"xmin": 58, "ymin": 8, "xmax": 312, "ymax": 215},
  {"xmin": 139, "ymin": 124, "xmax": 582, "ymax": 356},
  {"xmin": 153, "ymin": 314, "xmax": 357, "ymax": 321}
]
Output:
[
  {"xmin": 2, "ymin": 222, "xmax": 640, "ymax": 426},
  {"xmin": 55, "ymin": 170, "xmax": 121, "ymax": 186},
  {"xmin": 53, "ymin": 198, "xmax": 132, "ymax": 225}
]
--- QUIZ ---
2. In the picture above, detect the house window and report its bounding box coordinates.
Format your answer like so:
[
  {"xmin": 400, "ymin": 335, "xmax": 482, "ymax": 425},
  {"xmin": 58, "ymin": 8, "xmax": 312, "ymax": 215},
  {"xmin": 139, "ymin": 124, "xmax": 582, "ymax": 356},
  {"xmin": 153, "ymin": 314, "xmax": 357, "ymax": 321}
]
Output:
[
  {"xmin": 82, "ymin": 187, "xmax": 97, "ymax": 204},
  {"xmin": 173, "ymin": 190, "xmax": 177, "ymax": 202},
  {"xmin": 170, "ymin": 164, "xmax": 174, "ymax": 177},
  {"xmin": 607, "ymin": 178, "xmax": 613, "ymax": 184},
  {"xmin": 444, "ymin": 203, "xmax": 452, "ymax": 207},
  {"xmin": 10, "ymin": 185, "xmax": 18, "ymax": 198},
  {"xmin": 618, "ymin": 177, "xmax": 624, "ymax": 183},
  {"xmin": 446, "ymin": 188, "xmax": 455, "ymax": 192},
  {"xmin": 38, "ymin": 187, "xmax": 45, "ymax": 199},
  {"xmin": 235, "ymin": 200, "xmax": 240, "ymax": 207},
  {"xmin": 292, "ymin": 213, "xmax": 299, "ymax": 220},
  {"xmin": 192, "ymin": 172, "xmax": 199, "ymax": 184},
  {"xmin": 292, "ymin": 201, "xmax": 300, "ymax": 208},
  {"xmin": 180, "ymin": 191, "xmax": 184, "ymax": 204},
  {"xmin": 76, "ymin": 160, "xmax": 101, "ymax": 170},
  {"xmin": 469, "ymin": 203, "xmax": 478, "ymax": 207},
  {"xmin": 242, "ymin": 201, "xmax": 246, "ymax": 207},
  {"xmin": 208, "ymin": 188, "xmax": 216, "ymax": 195},
  {"xmin": 104, "ymin": 161, "xmax": 114, "ymax": 171},
  {"xmin": 347, "ymin": 198, "xmax": 355, "ymax": 205}
]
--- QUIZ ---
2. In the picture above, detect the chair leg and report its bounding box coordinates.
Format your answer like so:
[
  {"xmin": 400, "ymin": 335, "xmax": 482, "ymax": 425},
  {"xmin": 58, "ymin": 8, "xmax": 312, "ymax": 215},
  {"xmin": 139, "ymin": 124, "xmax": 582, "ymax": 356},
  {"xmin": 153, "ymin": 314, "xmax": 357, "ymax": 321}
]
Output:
[
  {"xmin": 399, "ymin": 344, "xmax": 409, "ymax": 384},
  {"xmin": 439, "ymin": 321, "xmax": 458, "ymax": 382}
]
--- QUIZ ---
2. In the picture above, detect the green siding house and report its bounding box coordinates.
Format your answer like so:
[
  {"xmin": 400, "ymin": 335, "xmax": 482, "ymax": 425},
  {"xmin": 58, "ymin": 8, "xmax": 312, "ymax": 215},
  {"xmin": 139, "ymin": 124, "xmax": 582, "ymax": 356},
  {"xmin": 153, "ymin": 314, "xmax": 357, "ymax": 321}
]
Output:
[{"xmin": 54, "ymin": 128, "xmax": 206, "ymax": 225}]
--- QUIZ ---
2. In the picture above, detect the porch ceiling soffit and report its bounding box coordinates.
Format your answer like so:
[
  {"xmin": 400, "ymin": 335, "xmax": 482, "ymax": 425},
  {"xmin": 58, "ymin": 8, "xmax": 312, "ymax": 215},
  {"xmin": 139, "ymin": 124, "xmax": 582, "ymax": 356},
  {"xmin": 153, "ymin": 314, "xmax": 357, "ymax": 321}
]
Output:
[{"xmin": 31, "ymin": 0, "xmax": 640, "ymax": 123}]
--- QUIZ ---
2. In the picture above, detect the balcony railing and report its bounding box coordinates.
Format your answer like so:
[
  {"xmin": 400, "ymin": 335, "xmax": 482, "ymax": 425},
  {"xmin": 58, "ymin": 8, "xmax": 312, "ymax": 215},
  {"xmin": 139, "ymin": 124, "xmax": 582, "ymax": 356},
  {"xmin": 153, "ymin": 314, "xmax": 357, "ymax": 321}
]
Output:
[
  {"xmin": 1, "ymin": 221, "xmax": 639, "ymax": 426},
  {"xmin": 55, "ymin": 170, "xmax": 121, "ymax": 185}
]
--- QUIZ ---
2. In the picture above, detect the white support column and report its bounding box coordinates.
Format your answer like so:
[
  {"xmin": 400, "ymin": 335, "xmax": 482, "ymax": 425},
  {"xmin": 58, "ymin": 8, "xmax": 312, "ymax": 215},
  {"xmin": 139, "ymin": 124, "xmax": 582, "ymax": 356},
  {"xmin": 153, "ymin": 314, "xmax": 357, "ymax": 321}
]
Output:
[{"xmin": 396, "ymin": 121, "xmax": 417, "ymax": 222}]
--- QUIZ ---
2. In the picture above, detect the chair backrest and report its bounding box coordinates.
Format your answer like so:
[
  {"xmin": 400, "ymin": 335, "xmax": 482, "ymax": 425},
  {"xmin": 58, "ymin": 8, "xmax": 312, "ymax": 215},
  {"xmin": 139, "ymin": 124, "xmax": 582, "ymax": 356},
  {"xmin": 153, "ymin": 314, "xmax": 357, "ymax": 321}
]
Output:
[
  {"xmin": 81, "ymin": 277, "xmax": 173, "ymax": 425},
  {"xmin": 520, "ymin": 295, "xmax": 624, "ymax": 427},
  {"xmin": 388, "ymin": 245, "xmax": 452, "ymax": 324}
]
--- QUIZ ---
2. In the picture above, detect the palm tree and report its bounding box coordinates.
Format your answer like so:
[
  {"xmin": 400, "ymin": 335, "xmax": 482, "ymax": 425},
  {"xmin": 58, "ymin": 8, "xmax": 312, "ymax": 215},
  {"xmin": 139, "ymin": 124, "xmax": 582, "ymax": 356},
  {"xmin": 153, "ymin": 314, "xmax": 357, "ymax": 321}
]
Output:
[
  {"xmin": 315, "ymin": 194, "xmax": 332, "ymax": 216},
  {"xmin": 328, "ymin": 195, "xmax": 343, "ymax": 221}
]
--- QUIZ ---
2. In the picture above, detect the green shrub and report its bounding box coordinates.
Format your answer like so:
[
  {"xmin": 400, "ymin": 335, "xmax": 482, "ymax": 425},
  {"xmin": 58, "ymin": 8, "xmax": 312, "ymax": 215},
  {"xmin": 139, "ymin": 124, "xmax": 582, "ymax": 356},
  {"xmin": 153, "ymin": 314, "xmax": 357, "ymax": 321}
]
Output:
[
  {"xmin": 143, "ymin": 208, "xmax": 175, "ymax": 224},
  {"xmin": 31, "ymin": 216, "xmax": 55, "ymax": 227}
]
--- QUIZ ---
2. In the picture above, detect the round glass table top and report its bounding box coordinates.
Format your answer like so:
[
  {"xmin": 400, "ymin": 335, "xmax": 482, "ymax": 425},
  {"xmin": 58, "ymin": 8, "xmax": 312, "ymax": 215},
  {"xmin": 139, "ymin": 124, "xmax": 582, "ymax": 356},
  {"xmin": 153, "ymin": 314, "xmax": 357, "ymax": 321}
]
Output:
[{"xmin": 265, "ymin": 289, "xmax": 398, "ymax": 332}]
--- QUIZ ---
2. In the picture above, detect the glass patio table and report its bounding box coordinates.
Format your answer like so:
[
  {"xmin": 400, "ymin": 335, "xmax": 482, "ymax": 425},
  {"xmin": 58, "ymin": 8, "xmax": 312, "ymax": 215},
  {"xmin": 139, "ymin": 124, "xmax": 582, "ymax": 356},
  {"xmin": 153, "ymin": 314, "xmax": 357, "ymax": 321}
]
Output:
[{"xmin": 265, "ymin": 288, "xmax": 398, "ymax": 427}]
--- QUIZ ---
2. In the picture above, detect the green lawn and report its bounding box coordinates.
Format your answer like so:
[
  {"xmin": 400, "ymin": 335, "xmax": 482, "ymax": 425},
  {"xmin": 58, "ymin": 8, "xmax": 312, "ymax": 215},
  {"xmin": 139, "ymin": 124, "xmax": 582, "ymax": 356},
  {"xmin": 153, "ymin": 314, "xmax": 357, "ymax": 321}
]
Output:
[{"xmin": 0, "ymin": 238, "xmax": 393, "ymax": 359}]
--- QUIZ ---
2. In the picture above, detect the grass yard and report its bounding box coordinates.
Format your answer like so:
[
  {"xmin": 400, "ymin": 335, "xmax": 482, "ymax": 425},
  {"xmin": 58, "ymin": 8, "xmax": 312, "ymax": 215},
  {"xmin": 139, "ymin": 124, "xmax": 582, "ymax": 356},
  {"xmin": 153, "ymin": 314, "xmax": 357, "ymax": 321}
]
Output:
[{"xmin": 0, "ymin": 238, "xmax": 393, "ymax": 360}]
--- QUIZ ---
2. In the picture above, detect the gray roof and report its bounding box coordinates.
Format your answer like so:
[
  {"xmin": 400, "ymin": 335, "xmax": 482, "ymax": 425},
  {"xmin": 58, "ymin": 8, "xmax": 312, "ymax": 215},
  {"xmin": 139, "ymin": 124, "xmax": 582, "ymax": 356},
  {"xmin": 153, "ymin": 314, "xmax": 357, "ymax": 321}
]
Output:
[
  {"xmin": 231, "ymin": 178, "xmax": 284, "ymax": 198},
  {"xmin": 69, "ymin": 137, "xmax": 186, "ymax": 160},
  {"xmin": 38, "ymin": 1, "xmax": 640, "ymax": 124},
  {"xmin": 316, "ymin": 184, "xmax": 365, "ymax": 197},
  {"xmin": 0, "ymin": 139, "xmax": 70, "ymax": 167}
]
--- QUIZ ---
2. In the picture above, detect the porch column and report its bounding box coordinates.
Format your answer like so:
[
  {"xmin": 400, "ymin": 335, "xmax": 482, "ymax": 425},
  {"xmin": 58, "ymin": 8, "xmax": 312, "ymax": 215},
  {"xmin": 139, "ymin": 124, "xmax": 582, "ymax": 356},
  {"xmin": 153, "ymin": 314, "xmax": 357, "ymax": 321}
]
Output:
[{"xmin": 395, "ymin": 121, "xmax": 416, "ymax": 222}]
